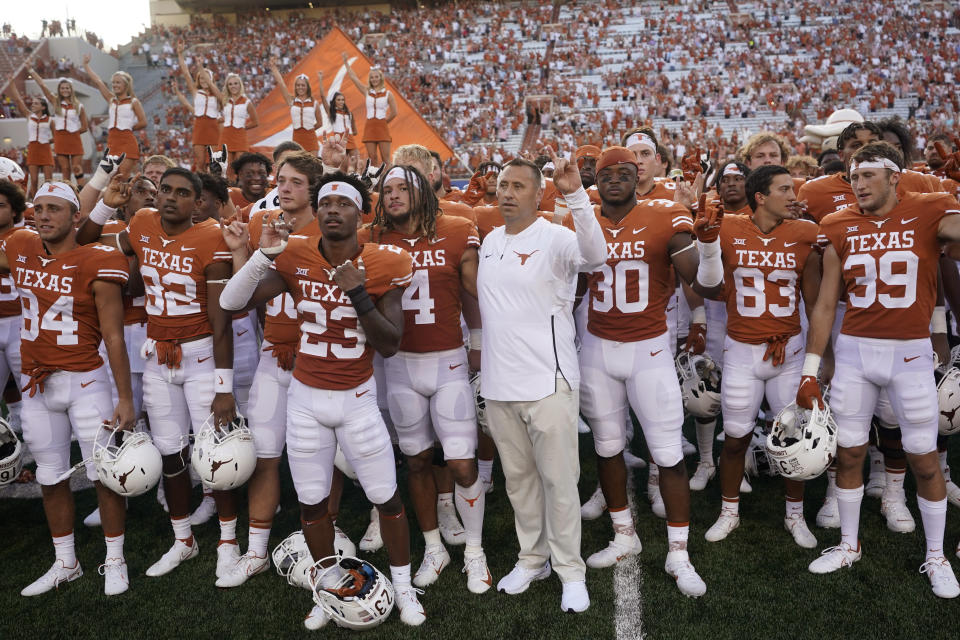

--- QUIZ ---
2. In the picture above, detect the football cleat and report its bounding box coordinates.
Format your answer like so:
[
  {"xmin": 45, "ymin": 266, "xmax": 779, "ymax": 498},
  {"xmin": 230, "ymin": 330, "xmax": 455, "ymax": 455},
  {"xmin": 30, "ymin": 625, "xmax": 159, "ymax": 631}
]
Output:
[
  {"xmin": 946, "ymin": 478, "xmax": 960, "ymax": 509},
  {"xmin": 99, "ymin": 557, "xmax": 129, "ymax": 596},
  {"xmin": 808, "ymin": 542, "xmax": 861, "ymax": 574},
  {"xmin": 192, "ymin": 414, "xmax": 256, "ymax": 490},
  {"xmin": 215, "ymin": 551, "xmax": 269, "ymax": 588},
  {"xmin": 705, "ymin": 512, "xmax": 740, "ymax": 542},
  {"xmin": 784, "ymin": 513, "xmax": 818, "ymax": 549},
  {"xmin": 580, "ymin": 485, "xmax": 607, "ymax": 520},
  {"xmin": 413, "ymin": 545, "xmax": 450, "ymax": 588},
  {"xmin": 0, "ymin": 416, "xmax": 23, "ymax": 486},
  {"xmin": 304, "ymin": 604, "xmax": 330, "ymax": 631},
  {"xmin": 310, "ymin": 555, "xmax": 397, "ymax": 629},
  {"xmin": 189, "ymin": 493, "xmax": 217, "ymax": 526},
  {"xmin": 395, "ymin": 585, "xmax": 426, "ymax": 626},
  {"xmin": 865, "ymin": 471, "xmax": 886, "ymax": 498},
  {"xmin": 689, "ymin": 462, "xmax": 716, "ymax": 491},
  {"xmin": 586, "ymin": 533, "xmax": 642, "ymax": 569},
  {"xmin": 146, "ymin": 538, "xmax": 199, "ymax": 577},
  {"xmin": 816, "ymin": 496, "xmax": 840, "ymax": 528},
  {"xmin": 560, "ymin": 580, "xmax": 590, "ymax": 613},
  {"xmin": 463, "ymin": 551, "xmax": 493, "ymax": 594},
  {"xmin": 216, "ymin": 542, "xmax": 241, "ymax": 579},
  {"xmin": 766, "ymin": 403, "xmax": 837, "ymax": 480},
  {"xmin": 359, "ymin": 508, "xmax": 383, "ymax": 552},
  {"xmin": 920, "ymin": 557, "xmax": 960, "ymax": 599},
  {"xmin": 438, "ymin": 501, "xmax": 466, "ymax": 546},
  {"xmin": 497, "ymin": 561, "xmax": 551, "ymax": 594},
  {"xmin": 880, "ymin": 496, "xmax": 916, "ymax": 533},
  {"xmin": 740, "ymin": 475, "xmax": 753, "ymax": 494},
  {"xmin": 664, "ymin": 551, "xmax": 706, "ymax": 597},
  {"xmin": 84, "ymin": 507, "xmax": 102, "ymax": 528},
  {"xmin": 21, "ymin": 559, "xmax": 83, "ymax": 596}
]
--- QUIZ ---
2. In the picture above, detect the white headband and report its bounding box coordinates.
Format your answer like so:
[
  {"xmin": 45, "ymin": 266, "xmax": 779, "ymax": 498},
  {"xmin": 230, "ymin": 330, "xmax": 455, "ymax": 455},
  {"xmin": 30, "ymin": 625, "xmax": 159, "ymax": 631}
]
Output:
[
  {"xmin": 317, "ymin": 181, "xmax": 362, "ymax": 210},
  {"xmin": 624, "ymin": 132, "xmax": 656, "ymax": 151},
  {"xmin": 722, "ymin": 165, "xmax": 744, "ymax": 177},
  {"xmin": 34, "ymin": 181, "xmax": 79, "ymax": 210},
  {"xmin": 850, "ymin": 158, "xmax": 901, "ymax": 173},
  {"xmin": 542, "ymin": 162, "xmax": 556, "ymax": 171},
  {"xmin": 295, "ymin": 73, "xmax": 309, "ymax": 81},
  {"xmin": 384, "ymin": 166, "xmax": 421, "ymax": 190}
]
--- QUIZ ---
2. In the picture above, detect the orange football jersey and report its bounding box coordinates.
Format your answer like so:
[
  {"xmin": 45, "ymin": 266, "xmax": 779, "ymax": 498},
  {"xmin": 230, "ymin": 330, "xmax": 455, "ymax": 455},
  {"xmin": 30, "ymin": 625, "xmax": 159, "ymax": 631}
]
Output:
[
  {"xmin": 228, "ymin": 187, "xmax": 251, "ymax": 209},
  {"xmin": 0, "ymin": 227, "xmax": 22, "ymax": 318},
  {"xmin": 248, "ymin": 209, "xmax": 321, "ymax": 346},
  {"xmin": 127, "ymin": 211, "xmax": 232, "ymax": 342},
  {"xmin": 586, "ymin": 199, "xmax": 695, "ymax": 342},
  {"xmin": 720, "ymin": 215, "xmax": 818, "ymax": 344},
  {"xmin": 799, "ymin": 170, "xmax": 938, "ymax": 223},
  {"xmin": 103, "ymin": 218, "xmax": 148, "ymax": 326},
  {"xmin": 820, "ymin": 192, "xmax": 960, "ymax": 339},
  {"xmin": 273, "ymin": 239, "xmax": 413, "ymax": 390},
  {"xmin": 358, "ymin": 215, "xmax": 479, "ymax": 353},
  {"xmin": 3, "ymin": 229, "xmax": 128, "ymax": 373}
]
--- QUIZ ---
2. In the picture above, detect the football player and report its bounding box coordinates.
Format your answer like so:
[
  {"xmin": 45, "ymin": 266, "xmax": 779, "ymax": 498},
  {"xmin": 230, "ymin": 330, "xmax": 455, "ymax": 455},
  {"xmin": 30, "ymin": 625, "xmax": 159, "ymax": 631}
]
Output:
[
  {"xmin": 77, "ymin": 168, "xmax": 239, "ymax": 582},
  {"xmin": 1, "ymin": 182, "xmax": 135, "ymax": 596},
  {"xmin": 0, "ymin": 179, "xmax": 25, "ymax": 431},
  {"xmin": 360, "ymin": 164, "xmax": 490, "ymax": 592},
  {"xmin": 798, "ymin": 142, "xmax": 960, "ymax": 597},
  {"xmin": 220, "ymin": 171, "xmax": 426, "ymax": 628}
]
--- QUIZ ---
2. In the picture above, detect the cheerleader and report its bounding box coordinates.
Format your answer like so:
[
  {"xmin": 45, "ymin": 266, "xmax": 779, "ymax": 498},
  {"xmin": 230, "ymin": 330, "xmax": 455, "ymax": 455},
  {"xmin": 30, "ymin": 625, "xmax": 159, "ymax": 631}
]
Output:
[
  {"xmin": 269, "ymin": 57, "xmax": 319, "ymax": 154},
  {"xmin": 220, "ymin": 73, "xmax": 259, "ymax": 176},
  {"xmin": 27, "ymin": 68, "xmax": 88, "ymax": 185},
  {"xmin": 174, "ymin": 41, "xmax": 223, "ymax": 172},
  {"xmin": 317, "ymin": 69, "xmax": 358, "ymax": 172},
  {"xmin": 342, "ymin": 52, "xmax": 397, "ymax": 167},
  {"xmin": 5, "ymin": 83, "xmax": 52, "ymax": 198},
  {"xmin": 83, "ymin": 54, "xmax": 146, "ymax": 178}
]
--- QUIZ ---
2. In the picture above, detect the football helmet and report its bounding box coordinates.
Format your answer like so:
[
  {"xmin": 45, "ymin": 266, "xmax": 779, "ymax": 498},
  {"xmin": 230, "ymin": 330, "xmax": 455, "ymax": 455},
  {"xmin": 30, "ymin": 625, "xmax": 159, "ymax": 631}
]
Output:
[
  {"xmin": 93, "ymin": 423, "xmax": 162, "ymax": 497},
  {"xmin": 766, "ymin": 402, "xmax": 837, "ymax": 480},
  {"xmin": 273, "ymin": 530, "xmax": 358, "ymax": 591},
  {"xmin": 0, "ymin": 157, "xmax": 26, "ymax": 184},
  {"xmin": 310, "ymin": 555, "xmax": 394, "ymax": 630},
  {"xmin": 935, "ymin": 366, "xmax": 960, "ymax": 436},
  {"xmin": 0, "ymin": 417, "xmax": 23, "ymax": 486},
  {"xmin": 470, "ymin": 371, "xmax": 488, "ymax": 435},
  {"xmin": 950, "ymin": 345, "xmax": 960, "ymax": 369},
  {"xmin": 191, "ymin": 413, "xmax": 256, "ymax": 490},
  {"xmin": 676, "ymin": 352, "xmax": 721, "ymax": 418},
  {"xmin": 744, "ymin": 429, "xmax": 777, "ymax": 478}
]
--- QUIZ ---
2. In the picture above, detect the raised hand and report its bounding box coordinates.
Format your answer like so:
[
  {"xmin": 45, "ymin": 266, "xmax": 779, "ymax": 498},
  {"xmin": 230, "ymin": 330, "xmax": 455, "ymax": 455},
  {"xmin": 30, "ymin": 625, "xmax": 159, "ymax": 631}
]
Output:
[
  {"xmin": 221, "ymin": 219, "xmax": 249, "ymax": 252},
  {"xmin": 680, "ymin": 146, "xmax": 704, "ymax": 183},
  {"xmin": 546, "ymin": 146, "xmax": 583, "ymax": 195},
  {"xmin": 935, "ymin": 139, "xmax": 960, "ymax": 181},
  {"xmin": 207, "ymin": 144, "xmax": 228, "ymax": 177},
  {"xmin": 321, "ymin": 134, "xmax": 347, "ymax": 170},
  {"xmin": 462, "ymin": 170, "xmax": 488, "ymax": 206},
  {"xmin": 674, "ymin": 172, "xmax": 704, "ymax": 209},
  {"xmin": 259, "ymin": 212, "xmax": 291, "ymax": 256},
  {"xmin": 693, "ymin": 193, "xmax": 723, "ymax": 243},
  {"xmin": 102, "ymin": 172, "xmax": 136, "ymax": 208}
]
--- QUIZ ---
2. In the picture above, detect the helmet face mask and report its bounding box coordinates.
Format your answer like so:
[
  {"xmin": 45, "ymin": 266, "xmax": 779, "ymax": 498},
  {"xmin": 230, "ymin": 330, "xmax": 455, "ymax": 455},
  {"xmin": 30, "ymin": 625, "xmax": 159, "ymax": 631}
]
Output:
[
  {"xmin": 0, "ymin": 418, "xmax": 23, "ymax": 486},
  {"xmin": 191, "ymin": 413, "xmax": 256, "ymax": 490},
  {"xmin": 93, "ymin": 423, "xmax": 162, "ymax": 497},
  {"xmin": 310, "ymin": 555, "xmax": 394, "ymax": 630},
  {"xmin": 766, "ymin": 402, "xmax": 837, "ymax": 480},
  {"xmin": 272, "ymin": 530, "xmax": 357, "ymax": 591},
  {"xmin": 676, "ymin": 353, "xmax": 722, "ymax": 418}
]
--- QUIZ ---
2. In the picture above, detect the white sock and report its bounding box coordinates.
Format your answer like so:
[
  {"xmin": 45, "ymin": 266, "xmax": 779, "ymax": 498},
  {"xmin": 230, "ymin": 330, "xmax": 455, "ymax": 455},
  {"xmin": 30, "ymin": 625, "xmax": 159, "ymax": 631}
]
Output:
[
  {"xmin": 825, "ymin": 468, "xmax": 837, "ymax": 498},
  {"xmin": 695, "ymin": 419, "xmax": 716, "ymax": 464},
  {"xmin": 785, "ymin": 498, "xmax": 803, "ymax": 518},
  {"xmin": 53, "ymin": 532, "xmax": 77, "ymax": 566},
  {"xmin": 171, "ymin": 516, "xmax": 192, "ymax": 542},
  {"xmin": 477, "ymin": 458, "xmax": 493, "ymax": 484},
  {"xmin": 938, "ymin": 450, "xmax": 949, "ymax": 475},
  {"xmin": 609, "ymin": 506, "xmax": 635, "ymax": 537},
  {"xmin": 437, "ymin": 492, "xmax": 454, "ymax": 510},
  {"xmin": 868, "ymin": 445, "xmax": 883, "ymax": 476},
  {"xmin": 455, "ymin": 477, "xmax": 485, "ymax": 548},
  {"xmin": 248, "ymin": 521, "xmax": 272, "ymax": 557},
  {"xmin": 390, "ymin": 564, "xmax": 412, "ymax": 587},
  {"xmin": 720, "ymin": 496, "xmax": 739, "ymax": 516},
  {"xmin": 219, "ymin": 516, "xmax": 237, "ymax": 543},
  {"xmin": 666, "ymin": 522, "xmax": 689, "ymax": 553},
  {"xmin": 917, "ymin": 496, "xmax": 948, "ymax": 560},
  {"xmin": 423, "ymin": 528, "xmax": 442, "ymax": 548},
  {"xmin": 835, "ymin": 486, "xmax": 863, "ymax": 550},
  {"xmin": 884, "ymin": 468, "xmax": 906, "ymax": 499},
  {"xmin": 104, "ymin": 533, "xmax": 125, "ymax": 559}
]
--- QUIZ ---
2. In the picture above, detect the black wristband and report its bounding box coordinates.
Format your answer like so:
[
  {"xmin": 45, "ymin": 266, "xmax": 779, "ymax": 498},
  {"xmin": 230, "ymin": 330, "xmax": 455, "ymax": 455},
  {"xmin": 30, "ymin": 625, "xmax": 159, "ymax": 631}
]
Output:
[{"xmin": 345, "ymin": 284, "xmax": 376, "ymax": 315}]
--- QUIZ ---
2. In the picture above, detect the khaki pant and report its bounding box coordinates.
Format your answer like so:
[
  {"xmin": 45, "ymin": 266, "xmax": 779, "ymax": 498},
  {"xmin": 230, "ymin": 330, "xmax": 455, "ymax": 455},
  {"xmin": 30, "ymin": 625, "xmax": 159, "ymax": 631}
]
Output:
[{"xmin": 486, "ymin": 380, "xmax": 585, "ymax": 583}]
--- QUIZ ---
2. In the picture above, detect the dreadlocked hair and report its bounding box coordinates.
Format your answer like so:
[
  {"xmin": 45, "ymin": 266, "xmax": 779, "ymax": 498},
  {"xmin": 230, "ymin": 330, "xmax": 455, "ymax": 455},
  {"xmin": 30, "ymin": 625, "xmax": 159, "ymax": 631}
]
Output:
[{"xmin": 371, "ymin": 164, "xmax": 440, "ymax": 244}]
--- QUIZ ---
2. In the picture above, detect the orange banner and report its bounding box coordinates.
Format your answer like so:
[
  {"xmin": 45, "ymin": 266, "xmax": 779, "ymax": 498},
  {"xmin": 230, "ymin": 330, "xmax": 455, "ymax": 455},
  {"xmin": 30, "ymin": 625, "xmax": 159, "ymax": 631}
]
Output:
[{"xmin": 248, "ymin": 27, "xmax": 454, "ymax": 160}]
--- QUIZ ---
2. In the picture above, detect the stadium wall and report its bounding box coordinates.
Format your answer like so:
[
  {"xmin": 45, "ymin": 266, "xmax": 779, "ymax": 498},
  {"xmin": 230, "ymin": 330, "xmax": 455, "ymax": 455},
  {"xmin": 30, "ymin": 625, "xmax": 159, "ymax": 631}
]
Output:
[{"xmin": 149, "ymin": 0, "xmax": 390, "ymax": 27}]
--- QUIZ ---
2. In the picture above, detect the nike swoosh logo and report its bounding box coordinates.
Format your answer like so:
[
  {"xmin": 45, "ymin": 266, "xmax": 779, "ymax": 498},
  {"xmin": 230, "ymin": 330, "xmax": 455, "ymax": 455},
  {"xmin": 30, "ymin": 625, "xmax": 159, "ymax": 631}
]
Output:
[
  {"xmin": 80, "ymin": 380, "xmax": 95, "ymax": 388},
  {"xmin": 793, "ymin": 348, "xmax": 803, "ymax": 355},
  {"xmin": 449, "ymin": 363, "xmax": 463, "ymax": 370},
  {"xmin": 784, "ymin": 242, "xmax": 797, "ymax": 247},
  {"xmin": 665, "ymin": 305, "xmax": 676, "ymax": 312},
  {"xmin": 198, "ymin": 356, "xmax": 211, "ymax": 363},
  {"xmin": 900, "ymin": 218, "xmax": 918, "ymax": 225},
  {"xmin": 62, "ymin": 264, "xmax": 78, "ymax": 270},
  {"xmin": 633, "ymin": 227, "xmax": 647, "ymax": 234},
  {"xmin": 483, "ymin": 254, "xmax": 493, "ymax": 258},
  {"xmin": 181, "ymin": 246, "xmax": 196, "ymax": 251},
  {"xmin": 236, "ymin": 330, "xmax": 248, "ymax": 336},
  {"xmin": 429, "ymin": 237, "xmax": 446, "ymax": 245},
  {"xmin": 356, "ymin": 390, "xmax": 369, "ymax": 397},
  {"xmin": 650, "ymin": 350, "xmax": 663, "ymax": 357},
  {"xmin": 903, "ymin": 355, "xmax": 921, "ymax": 362}
]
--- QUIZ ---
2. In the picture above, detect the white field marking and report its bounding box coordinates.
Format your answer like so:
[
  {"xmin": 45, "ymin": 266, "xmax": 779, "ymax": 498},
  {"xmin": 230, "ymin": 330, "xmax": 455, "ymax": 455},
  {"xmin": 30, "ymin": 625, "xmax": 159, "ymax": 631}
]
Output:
[{"xmin": 614, "ymin": 472, "xmax": 645, "ymax": 640}]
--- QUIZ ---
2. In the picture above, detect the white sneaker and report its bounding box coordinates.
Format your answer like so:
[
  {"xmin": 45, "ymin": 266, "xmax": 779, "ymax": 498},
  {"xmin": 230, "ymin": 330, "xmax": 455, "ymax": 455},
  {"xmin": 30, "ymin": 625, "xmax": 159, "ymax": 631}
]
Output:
[
  {"xmin": 189, "ymin": 494, "xmax": 217, "ymax": 526},
  {"xmin": 586, "ymin": 533, "xmax": 642, "ymax": 568},
  {"xmin": 216, "ymin": 542, "xmax": 241, "ymax": 579},
  {"xmin": 920, "ymin": 557, "xmax": 960, "ymax": 598},
  {"xmin": 483, "ymin": 477, "xmax": 494, "ymax": 494},
  {"xmin": 580, "ymin": 486, "xmax": 607, "ymax": 520},
  {"xmin": 945, "ymin": 479, "xmax": 960, "ymax": 509},
  {"xmin": 438, "ymin": 502, "xmax": 466, "ymax": 546},
  {"xmin": 560, "ymin": 580, "xmax": 590, "ymax": 612},
  {"xmin": 359, "ymin": 508, "xmax": 383, "ymax": 552},
  {"xmin": 784, "ymin": 513, "xmax": 817, "ymax": 549},
  {"xmin": 395, "ymin": 585, "xmax": 426, "ymax": 625},
  {"xmin": 681, "ymin": 436, "xmax": 696, "ymax": 457},
  {"xmin": 577, "ymin": 416, "xmax": 591, "ymax": 434},
  {"xmin": 21, "ymin": 559, "xmax": 83, "ymax": 596},
  {"xmin": 865, "ymin": 472, "xmax": 886, "ymax": 498},
  {"xmin": 650, "ymin": 491, "xmax": 666, "ymax": 519},
  {"xmin": 497, "ymin": 561, "xmax": 551, "ymax": 594},
  {"xmin": 716, "ymin": 431, "xmax": 726, "ymax": 442},
  {"xmin": 413, "ymin": 544, "xmax": 450, "ymax": 588},
  {"xmin": 623, "ymin": 450, "xmax": 647, "ymax": 469},
  {"xmin": 304, "ymin": 604, "xmax": 329, "ymax": 630},
  {"xmin": 816, "ymin": 496, "xmax": 840, "ymax": 528},
  {"xmin": 83, "ymin": 507, "xmax": 101, "ymax": 528},
  {"xmin": 215, "ymin": 551, "xmax": 269, "ymax": 588},
  {"xmin": 463, "ymin": 551, "xmax": 493, "ymax": 594},
  {"xmin": 146, "ymin": 538, "xmax": 199, "ymax": 577},
  {"xmin": 99, "ymin": 557, "xmax": 129, "ymax": 595},
  {"xmin": 881, "ymin": 495, "xmax": 916, "ymax": 533},
  {"xmin": 739, "ymin": 475, "xmax": 752, "ymax": 494},
  {"xmin": 664, "ymin": 551, "xmax": 706, "ymax": 597},
  {"xmin": 705, "ymin": 512, "xmax": 740, "ymax": 542},
  {"xmin": 689, "ymin": 462, "xmax": 715, "ymax": 491},
  {"xmin": 808, "ymin": 542, "xmax": 861, "ymax": 574},
  {"xmin": 156, "ymin": 482, "xmax": 169, "ymax": 513}
]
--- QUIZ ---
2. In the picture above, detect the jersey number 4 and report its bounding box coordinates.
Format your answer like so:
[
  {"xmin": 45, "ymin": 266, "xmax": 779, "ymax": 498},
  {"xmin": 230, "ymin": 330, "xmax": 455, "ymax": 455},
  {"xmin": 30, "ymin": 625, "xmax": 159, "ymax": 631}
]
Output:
[{"xmin": 20, "ymin": 292, "xmax": 78, "ymax": 345}]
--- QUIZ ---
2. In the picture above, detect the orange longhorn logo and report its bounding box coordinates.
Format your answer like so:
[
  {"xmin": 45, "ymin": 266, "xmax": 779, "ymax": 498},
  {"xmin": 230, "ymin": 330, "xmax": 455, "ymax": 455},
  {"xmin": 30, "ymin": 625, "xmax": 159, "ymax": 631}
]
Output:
[{"xmin": 514, "ymin": 250, "xmax": 539, "ymax": 265}]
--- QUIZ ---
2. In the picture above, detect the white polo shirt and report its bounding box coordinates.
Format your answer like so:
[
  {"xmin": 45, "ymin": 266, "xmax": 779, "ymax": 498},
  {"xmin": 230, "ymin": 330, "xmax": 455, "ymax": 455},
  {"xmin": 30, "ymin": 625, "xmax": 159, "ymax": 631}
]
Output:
[{"xmin": 478, "ymin": 187, "xmax": 606, "ymax": 402}]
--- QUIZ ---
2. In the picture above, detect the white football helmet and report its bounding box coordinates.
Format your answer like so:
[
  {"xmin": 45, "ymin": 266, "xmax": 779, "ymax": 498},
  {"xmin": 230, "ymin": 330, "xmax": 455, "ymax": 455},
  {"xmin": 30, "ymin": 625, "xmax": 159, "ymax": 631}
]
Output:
[
  {"xmin": 273, "ymin": 530, "xmax": 357, "ymax": 590},
  {"xmin": 0, "ymin": 157, "xmax": 26, "ymax": 183},
  {"xmin": 0, "ymin": 417, "xmax": 23, "ymax": 486},
  {"xmin": 765, "ymin": 402, "xmax": 837, "ymax": 480},
  {"xmin": 310, "ymin": 555, "xmax": 394, "ymax": 630},
  {"xmin": 935, "ymin": 366, "xmax": 960, "ymax": 435},
  {"xmin": 470, "ymin": 371, "xmax": 488, "ymax": 435},
  {"xmin": 744, "ymin": 429, "xmax": 777, "ymax": 478},
  {"xmin": 93, "ymin": 423, "xmax": 162, "ymax": 497},
  {"xmin": 676, "ymin": 352, "xmax": 722, "ymax": 418},
  {"xmin": 191, "ymin": 413, "xmax": 256, "ymax": 490}
]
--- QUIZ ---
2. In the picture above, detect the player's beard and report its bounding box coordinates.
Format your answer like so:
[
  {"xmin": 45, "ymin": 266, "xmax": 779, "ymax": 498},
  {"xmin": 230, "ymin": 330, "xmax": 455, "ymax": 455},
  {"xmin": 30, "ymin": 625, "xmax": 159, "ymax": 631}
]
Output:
[{"xmin": 431, "ymin": 177, "xmax": 442, "ymax": 193}]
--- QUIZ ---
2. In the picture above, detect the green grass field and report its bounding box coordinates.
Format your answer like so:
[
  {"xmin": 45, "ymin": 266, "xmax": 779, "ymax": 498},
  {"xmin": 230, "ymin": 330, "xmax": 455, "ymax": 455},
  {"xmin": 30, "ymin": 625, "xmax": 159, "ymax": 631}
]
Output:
[{"xmin": 4, "ymin": 420, "xmax": 960, "ymax": 640}]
